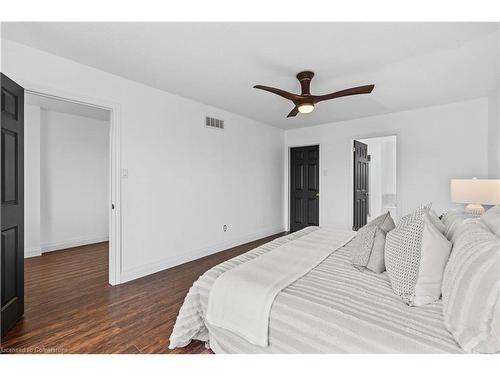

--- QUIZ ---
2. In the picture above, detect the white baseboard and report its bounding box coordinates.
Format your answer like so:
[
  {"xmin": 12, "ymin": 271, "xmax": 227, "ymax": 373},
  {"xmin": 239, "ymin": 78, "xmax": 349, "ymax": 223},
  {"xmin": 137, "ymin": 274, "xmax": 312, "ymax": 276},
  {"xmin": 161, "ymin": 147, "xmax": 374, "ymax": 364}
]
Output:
[
  {"xmin": 24, "ymin": 247, "xmax": 42, "ymax": 258},
  {"xmin": 41, "ymin": 236, "xmax": 109, "ymax": 253},
  {"xmin": 120, "ymin": 226, "xmax": 285, "ymax": 284}
]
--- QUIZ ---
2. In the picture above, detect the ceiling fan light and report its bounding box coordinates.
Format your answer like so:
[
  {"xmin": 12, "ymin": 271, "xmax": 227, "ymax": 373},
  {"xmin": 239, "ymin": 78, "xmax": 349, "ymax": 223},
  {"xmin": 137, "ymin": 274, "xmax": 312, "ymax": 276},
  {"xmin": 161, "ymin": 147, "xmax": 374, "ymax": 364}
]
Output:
[{"xmin": 298, "ymin": 103, "xmax": 314, "ymax": 114}]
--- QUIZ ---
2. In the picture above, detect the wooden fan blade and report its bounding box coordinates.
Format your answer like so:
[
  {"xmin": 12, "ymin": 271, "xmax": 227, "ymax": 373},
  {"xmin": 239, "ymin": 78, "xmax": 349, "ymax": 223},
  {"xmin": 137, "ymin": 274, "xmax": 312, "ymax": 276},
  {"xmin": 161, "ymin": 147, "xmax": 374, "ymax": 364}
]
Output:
[
  {"xmin": 287, "ymin": 107, "xmax": 299, "ymax": 118},
  {"xmin": 254, "ymin": 85, "xmax": 302, "ymax": 101},
  {"xmin": 313, "ymin": 84, "xmax": 374, "ymax": 103}
]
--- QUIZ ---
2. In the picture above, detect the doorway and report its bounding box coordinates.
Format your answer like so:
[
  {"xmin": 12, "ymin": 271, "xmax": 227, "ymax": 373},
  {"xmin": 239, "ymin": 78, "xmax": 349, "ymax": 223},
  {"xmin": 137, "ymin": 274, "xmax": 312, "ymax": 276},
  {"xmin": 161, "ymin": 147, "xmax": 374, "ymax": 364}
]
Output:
[
  {"xmin": 22, "ymin": 86, "xmax": 121, "ymax": 286},
  {"xmin": 1, "ymin": 75, "xmax": 123, "ymax": 338},
  {"xmin": 2, "ymin": 76, "xmax": 122, "ymax": 283},
  {"xmin": 25, "ymin": 92, "xmax": 111, "ymax": 259},
  {"xmin": 353, "ymin": 135, "xmax": 397, "ymax": 230},
  {"xmin": 289, "ymin": 145, "xmax": 320, "ymax": 232}
]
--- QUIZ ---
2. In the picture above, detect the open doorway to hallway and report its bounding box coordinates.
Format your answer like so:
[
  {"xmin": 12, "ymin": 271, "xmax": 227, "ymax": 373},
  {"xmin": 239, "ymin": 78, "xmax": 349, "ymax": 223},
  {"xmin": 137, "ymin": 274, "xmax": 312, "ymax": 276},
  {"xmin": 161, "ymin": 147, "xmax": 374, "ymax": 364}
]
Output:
[
  {"xmin": 353, "ymin": 135, "xmax": 397, "ymax": 229},
  {"xmin": 24, "ymin": 92, "xmax": 111, "ymax": 264}
]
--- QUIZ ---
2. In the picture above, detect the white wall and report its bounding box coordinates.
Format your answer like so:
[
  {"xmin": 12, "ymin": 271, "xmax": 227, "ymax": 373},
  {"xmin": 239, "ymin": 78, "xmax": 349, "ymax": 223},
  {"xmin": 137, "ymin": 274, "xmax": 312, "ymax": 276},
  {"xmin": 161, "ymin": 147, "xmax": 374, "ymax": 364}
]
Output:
[
  {"xmin": 24, "ymin": 104, "xmax": 41, "ymax": 257},
  {"xmin": 40, "ymin": 109, "xmax": 109, "ymax": 251},
  {"xmin": 497, "ymin": 29, "xmax": 500, "ymax": 178},
  {"xmin": 2, "ymin": 39, "xmax": 284, "ymax": 282},
  {"xmin": 381, "ymin": 140, "xmax": 397, "ymax": 196},
  {"xmin": 488, "ymin": 91, "xmax": 500, "ymax": 178},
  {"xmin": 284, "ymin": 98, "xmax": 491, "ymax": 230},
  {"xmin": 366, "ymin": 140, "xmax": 382, "ymax": 219},
  {"xmin": 490, "ymin": 29, "xmax": 500, "ymax": 178},
  {"xmin": 497, "ymin": 30, "xmax": 500, "ymax": 178}
]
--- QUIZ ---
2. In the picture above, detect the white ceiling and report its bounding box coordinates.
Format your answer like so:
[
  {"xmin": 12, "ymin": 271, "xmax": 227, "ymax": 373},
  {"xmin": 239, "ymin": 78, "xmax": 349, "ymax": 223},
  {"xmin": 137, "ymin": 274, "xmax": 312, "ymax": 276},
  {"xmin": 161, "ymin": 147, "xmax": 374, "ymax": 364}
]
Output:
[
  {"xmin": 3, "ymin": 22, "xmax": 499, "ymax": 129},
  {"xmin": 26, "ymin": 93, "xmax": 110, "ymax": 121}
]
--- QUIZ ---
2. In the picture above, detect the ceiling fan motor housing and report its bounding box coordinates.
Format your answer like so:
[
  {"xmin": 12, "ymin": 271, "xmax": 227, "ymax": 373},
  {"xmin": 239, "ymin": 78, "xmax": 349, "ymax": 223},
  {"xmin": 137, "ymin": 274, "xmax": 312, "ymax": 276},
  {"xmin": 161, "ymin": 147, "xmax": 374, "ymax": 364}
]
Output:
[{"xmin": 296, "ymin": 71, "xmax": 314, "ymax": 96}]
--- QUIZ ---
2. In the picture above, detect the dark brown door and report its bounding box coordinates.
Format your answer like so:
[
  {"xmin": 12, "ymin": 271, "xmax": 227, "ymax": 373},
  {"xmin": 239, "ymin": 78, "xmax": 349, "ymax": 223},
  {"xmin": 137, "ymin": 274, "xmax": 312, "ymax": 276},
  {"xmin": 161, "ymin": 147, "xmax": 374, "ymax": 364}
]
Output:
[
  {"xmin": 353, "ymin": 140, "xmax": 369, "ymax": 231},
  {"xmin": 290, "ymin": 145, "xmax": 319, "ymax": 232},
  {"xmin": 1, "ymin": 73, "xmax": 24, "ymax": 338}
]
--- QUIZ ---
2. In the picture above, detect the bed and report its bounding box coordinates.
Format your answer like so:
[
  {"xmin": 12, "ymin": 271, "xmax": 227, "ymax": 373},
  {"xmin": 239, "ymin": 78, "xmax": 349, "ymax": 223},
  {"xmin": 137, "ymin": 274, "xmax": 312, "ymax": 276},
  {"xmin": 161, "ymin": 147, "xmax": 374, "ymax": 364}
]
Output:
[{"xmin": 169, "ymin": 226, "xmax": 464, "ymax": 353}]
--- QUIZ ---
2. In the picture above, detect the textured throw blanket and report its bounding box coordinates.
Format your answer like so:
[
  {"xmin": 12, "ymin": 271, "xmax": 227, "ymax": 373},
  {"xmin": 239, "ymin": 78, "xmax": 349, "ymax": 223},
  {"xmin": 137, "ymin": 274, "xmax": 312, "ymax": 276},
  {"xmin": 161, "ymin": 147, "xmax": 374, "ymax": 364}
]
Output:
[{"xmin": 205, "ymin": 227, "xmax": 355, "ymax": 347}]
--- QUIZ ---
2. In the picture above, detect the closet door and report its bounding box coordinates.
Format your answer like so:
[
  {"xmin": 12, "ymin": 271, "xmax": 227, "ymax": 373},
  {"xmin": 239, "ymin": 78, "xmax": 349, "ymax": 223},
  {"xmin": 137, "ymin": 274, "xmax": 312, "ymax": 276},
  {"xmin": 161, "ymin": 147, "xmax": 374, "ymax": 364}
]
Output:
[{"xmin": 290, "ymin": 145, "xmax": 319, "ymax": 232}]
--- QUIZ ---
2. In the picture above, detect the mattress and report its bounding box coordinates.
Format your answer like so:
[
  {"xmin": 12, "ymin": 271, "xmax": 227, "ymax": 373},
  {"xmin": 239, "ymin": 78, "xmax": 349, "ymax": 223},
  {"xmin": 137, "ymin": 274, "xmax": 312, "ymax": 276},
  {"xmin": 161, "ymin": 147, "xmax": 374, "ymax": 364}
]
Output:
[{"xmin": 169, "ymin": 227, "xmax": 463, "ymax": 353}]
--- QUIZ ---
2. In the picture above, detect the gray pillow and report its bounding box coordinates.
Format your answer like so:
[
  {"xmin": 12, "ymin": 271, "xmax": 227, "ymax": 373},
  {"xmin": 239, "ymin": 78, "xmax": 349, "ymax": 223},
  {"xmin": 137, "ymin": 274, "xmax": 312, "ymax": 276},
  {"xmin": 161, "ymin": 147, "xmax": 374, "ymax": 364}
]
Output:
[
  {"xmin": 351, "ymin": 212, "xmax": 395, "ymax": 273},
  {"xmin": 480, "ymin": 205, "xmax": 500, "ymax": 237},
  {"xmin": 441, "ymin": 210, "xmax": 474, "ymax": 242}
]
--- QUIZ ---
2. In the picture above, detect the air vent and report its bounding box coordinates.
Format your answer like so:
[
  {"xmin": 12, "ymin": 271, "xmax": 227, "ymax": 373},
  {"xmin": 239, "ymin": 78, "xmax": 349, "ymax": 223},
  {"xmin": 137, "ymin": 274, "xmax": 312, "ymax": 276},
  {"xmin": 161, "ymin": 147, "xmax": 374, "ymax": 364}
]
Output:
[{"xmin": 205, "ymin": 116, "xmax": 224, "ymax": 130}]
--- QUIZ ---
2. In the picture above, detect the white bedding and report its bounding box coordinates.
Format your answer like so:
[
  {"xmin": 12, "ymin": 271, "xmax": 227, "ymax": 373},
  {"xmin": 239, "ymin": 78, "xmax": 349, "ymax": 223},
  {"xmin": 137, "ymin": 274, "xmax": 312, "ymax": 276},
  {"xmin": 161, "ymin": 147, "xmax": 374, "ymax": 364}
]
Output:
[
  {"xmin": 169, "ymin": 227, "xmax": 464, "ymax": 353},
  {"xmin": 205, "ymin": 228, "xmax": 355, "ymax": 346}
]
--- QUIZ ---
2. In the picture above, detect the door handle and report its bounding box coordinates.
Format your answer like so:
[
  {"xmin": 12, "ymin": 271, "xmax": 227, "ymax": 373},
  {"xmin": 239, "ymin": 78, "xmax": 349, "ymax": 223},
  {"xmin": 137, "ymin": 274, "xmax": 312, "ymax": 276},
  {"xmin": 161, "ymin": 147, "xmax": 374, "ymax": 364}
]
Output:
[{"xmin": 316, "ymin": 193, "xmax": 320, "ymax": 197}]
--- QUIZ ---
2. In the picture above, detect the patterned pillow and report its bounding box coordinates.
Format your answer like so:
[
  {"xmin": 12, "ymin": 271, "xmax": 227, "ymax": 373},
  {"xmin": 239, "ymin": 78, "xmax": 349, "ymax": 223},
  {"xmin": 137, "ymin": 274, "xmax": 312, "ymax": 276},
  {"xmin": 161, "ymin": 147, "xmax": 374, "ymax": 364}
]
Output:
[
  {"xmin": 385, "ymin": 204, "xmax": 452, "ymax": 306},
  {"xmin": 442, "ymin": 221, "xmax": 500, "ymax": 353},
  {"xmin": 351, "ymin": 212, "xmax": 395, "ymax": 273}
]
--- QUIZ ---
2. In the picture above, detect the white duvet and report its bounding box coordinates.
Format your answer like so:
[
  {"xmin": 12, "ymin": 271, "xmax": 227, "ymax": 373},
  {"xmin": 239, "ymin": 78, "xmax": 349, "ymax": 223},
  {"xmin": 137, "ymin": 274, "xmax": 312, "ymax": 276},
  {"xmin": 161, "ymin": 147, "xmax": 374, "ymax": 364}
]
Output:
[{"xmin": 205, "ymin": 227, "xmax": 355, "ymax": 347}]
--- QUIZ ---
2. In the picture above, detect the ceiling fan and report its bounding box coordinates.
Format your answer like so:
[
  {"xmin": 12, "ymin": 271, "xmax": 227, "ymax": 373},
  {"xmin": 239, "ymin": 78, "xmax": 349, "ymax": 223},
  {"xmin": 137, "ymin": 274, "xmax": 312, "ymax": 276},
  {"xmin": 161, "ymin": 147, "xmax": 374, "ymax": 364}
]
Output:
[{"xmin": 253, "ymin": 71, "xmax": 375, "ymax": 118}]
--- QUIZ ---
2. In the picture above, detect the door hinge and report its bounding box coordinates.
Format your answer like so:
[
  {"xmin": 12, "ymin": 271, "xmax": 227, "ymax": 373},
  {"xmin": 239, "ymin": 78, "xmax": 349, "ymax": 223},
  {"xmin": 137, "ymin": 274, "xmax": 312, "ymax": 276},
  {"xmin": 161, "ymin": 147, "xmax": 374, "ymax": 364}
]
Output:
[{"xmin": 352, "ymin": 147, "xmax": 356, "ymax": 152}]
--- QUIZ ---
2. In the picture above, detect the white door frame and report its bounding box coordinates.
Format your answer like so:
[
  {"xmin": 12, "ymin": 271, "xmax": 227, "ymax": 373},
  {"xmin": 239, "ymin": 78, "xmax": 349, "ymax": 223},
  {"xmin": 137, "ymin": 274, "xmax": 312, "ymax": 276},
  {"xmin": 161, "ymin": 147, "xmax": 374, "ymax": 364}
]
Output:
[
  {"xmin": 349, "ymin": 131, "xmax": 402, "ymax": 227},
  {"xmin": 21, "ymin": 81, "xmax": 122, "ymax": 285}
]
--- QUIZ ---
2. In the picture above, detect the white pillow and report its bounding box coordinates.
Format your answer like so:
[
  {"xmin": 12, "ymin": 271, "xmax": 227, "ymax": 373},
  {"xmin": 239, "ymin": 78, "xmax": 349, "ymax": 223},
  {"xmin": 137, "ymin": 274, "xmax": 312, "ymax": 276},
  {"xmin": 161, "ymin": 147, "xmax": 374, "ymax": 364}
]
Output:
[
  {"xmin": 442, "ymin": 220, "xmax": 500, "ymax": 353},
  {"xmin": 441, "ymin": 210, "xmax": 473, "ymax": 242},
  {"xmin": 429, "ymin": 209, "xmax": 446, "ymax": 234},
  {"xmin": 481, "ymin": 205, "xmax": 500, "ymax": 237},
  {"xmin": 385, "ymin": 204, "xmax": 452, "ymax": 306}
]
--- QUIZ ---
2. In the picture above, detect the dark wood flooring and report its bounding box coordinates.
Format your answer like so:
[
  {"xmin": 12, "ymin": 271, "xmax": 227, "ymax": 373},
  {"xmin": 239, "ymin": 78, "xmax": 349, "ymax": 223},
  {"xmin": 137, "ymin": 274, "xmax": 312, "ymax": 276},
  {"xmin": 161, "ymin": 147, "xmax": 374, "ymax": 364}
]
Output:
[{"xmin": 1, "ymin": 232, "xmax": 285, "ymax": 354}]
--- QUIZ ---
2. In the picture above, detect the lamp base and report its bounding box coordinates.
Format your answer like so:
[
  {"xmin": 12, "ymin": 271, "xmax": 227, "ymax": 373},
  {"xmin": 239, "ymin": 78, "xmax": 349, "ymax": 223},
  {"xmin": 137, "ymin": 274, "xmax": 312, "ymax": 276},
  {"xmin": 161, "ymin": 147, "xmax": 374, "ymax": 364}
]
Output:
[{"xmin": 464, "ymin": 203, "xmax": 485, "ymax": 217}]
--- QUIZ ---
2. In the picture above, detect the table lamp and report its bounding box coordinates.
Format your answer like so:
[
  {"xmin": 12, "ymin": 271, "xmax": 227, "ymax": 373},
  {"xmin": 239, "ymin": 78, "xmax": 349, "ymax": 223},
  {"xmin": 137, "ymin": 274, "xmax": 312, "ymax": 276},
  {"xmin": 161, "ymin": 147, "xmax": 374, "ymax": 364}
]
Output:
[{"xmin": 451, "ymin": 178, "xmax": 500, "ymax": 217}]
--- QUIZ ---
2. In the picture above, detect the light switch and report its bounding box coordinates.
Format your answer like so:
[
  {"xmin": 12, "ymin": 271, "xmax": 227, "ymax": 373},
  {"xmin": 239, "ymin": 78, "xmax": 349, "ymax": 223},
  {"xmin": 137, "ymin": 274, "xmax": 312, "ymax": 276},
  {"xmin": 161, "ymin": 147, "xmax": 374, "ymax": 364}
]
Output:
[{"xmin": 121, "ymin": 168, "xmax": 129, "ymax": 179}]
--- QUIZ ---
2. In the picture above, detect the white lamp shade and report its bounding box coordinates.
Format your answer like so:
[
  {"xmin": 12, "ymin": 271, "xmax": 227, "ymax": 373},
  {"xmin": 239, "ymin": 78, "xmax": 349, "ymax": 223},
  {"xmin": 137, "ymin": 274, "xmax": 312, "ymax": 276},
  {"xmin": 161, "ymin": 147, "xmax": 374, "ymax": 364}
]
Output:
[{"xmin": 451, "ymin": 179, "xmax": 500, "ymax": 205}]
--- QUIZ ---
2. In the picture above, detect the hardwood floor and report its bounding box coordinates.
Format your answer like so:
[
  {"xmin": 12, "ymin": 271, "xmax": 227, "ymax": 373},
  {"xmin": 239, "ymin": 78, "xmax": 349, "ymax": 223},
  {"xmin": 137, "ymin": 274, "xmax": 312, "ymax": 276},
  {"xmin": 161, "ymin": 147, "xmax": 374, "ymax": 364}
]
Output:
[{"xmin": 1, "ymin": 232, "xmax": 285, "ymax": 354}]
